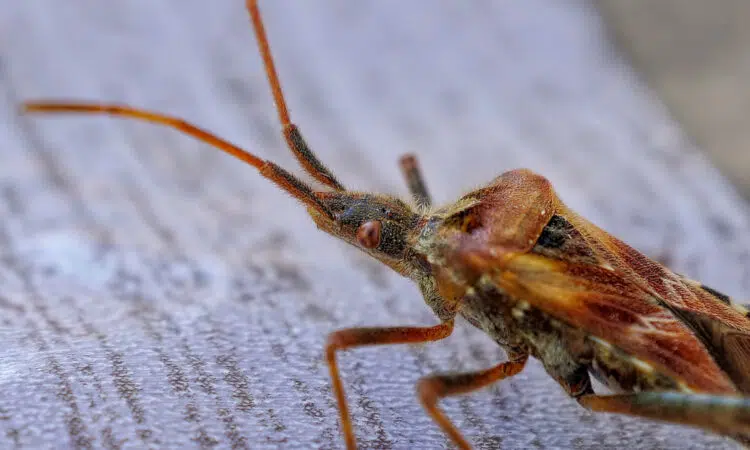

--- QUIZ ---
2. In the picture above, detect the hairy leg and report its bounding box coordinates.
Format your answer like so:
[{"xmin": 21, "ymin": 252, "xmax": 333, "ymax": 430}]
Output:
[
  {"xmin": 579, "ymin": 391, "xmax": 750, "ymax": 443},
  {"xmin": 399, "ymin": 154, "xmax": 432, "ymax": 208}
]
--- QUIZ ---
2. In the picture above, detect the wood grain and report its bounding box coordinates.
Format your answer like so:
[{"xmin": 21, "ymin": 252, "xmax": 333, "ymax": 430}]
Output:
[{"xmin": 1, "ymin": 1, "xmax": 749, "ymax": 448}]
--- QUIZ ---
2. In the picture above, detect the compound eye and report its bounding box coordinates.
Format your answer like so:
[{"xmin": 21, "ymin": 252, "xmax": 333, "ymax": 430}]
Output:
[{"xmin": 356, "ymin": 220, "xmax": 381, "ymax": 249}]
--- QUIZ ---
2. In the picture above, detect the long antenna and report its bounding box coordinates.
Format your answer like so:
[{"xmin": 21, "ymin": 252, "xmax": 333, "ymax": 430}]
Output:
[
  {"xmin": 21, "ymin": 1, "xmax": 350, "ymax": 217},
  {"xmin": 24, "ymin": 103, "xmax": 264, "ymax": 168},
  {"xmin": 247, "ymin": 0, "xmax": 290, "ymax": 127},
  {"xmin": 21, "ymin": 102, "xmax": 334, "ymax": 218},
  {"xmin": 246, "ymin": 0, "xmax": 345, "ymax": 191}
]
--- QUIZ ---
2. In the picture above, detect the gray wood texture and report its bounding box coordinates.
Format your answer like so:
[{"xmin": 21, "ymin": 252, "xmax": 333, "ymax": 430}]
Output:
[{"xmin": 2, "ymin": 1, "xmax": 750, "ymax": 449}]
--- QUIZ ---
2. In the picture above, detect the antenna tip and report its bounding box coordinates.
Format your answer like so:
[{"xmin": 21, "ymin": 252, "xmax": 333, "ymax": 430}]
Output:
[
  {"xmin": 399, "ymin": 154, "xmax": 418, "ymax": 170},
  {"xmin": 19, "ymin": 102, "xmax": 56, "ymax": 114}
]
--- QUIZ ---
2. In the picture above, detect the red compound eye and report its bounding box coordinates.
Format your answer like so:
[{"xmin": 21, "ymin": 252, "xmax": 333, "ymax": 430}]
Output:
[{"xmin": 356, "ymin": 221, "xmax": 381, "ymax": 249}]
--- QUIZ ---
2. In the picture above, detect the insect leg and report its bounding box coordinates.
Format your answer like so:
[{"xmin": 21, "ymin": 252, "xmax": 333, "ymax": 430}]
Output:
[
  {"xmin": 417, "ymin": 354, "xmax": 529, "ymax": 450},
  {"xmin": 246, "ymin": 0, "xmax": 345, "ymax": 191},
  {"xmin": 399, "ymin": 154, "xmax": 432, "ymax": 208},
  {"xmin": 578, "ymin": 392, "xmax": 750, "ymax": 439},
  {"xmin": 325, "ymin": 320, "xmax": 454, "ymax": 449}
]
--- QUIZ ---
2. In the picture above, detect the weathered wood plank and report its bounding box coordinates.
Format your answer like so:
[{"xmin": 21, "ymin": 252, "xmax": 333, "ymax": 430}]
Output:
[{"xmin": 1, "ymin": 1, "xmax": 749, "ymax": 448}]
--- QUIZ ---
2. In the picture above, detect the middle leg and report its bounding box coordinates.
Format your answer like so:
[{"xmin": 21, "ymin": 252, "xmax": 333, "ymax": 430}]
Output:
[
  {"xmin": 399, "ymin": 154, "xmax": 432, "ymax": 208},
  {"xmin": 417, "ymin": 353, "xmax": 529, "ymax": 450}
]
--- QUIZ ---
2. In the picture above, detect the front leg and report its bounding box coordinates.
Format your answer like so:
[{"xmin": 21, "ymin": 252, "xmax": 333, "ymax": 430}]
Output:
[
  {"xmin": 578, "ymin": 392, "xmax": 750, "ymax": 444},
  {"xmin": 326, "ymin": 320, "xmax": 454, "ymax": 449}
]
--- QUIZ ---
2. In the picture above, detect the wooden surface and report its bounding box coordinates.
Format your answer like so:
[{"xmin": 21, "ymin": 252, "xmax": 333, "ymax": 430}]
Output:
[{"xmin": 2, "ymin": 1, "xmax": 750, "ymax": 449}]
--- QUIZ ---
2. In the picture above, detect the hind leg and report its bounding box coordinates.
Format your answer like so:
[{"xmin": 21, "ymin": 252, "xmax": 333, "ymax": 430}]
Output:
[{"xmin": 578, "ymin": 392, "xmax": 750, "ymax": 443}]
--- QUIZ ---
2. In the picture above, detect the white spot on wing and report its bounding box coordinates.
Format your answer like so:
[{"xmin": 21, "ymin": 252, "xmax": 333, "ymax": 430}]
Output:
[
  {"xmin": 676, "ymin": 381, "xmax": 694, "ymax": 393},
  {"xmin": 630, "ymin": 358, "xmax": 654, "ymax": 374},
  {"xmin": 732, "ymin": 303, "xmax": 749, "ymax": 316},
  {"xmin": 590, "ymin": 336, "xmax": 612, "ymax": 349}
]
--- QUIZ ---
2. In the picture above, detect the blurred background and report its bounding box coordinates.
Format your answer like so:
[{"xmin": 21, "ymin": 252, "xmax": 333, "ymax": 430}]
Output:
[{"xmin": 601, "ymin": 0, "xmax": 750, "ymax": 197}]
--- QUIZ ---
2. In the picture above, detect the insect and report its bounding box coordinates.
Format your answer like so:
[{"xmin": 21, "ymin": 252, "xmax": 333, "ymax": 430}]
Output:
[{"xmin": 22, "ymin": 0, "xmax": 750, "ymax": 448}]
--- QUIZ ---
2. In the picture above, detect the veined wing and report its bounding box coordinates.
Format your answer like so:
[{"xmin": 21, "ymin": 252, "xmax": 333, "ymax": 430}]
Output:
[
  {"xmin": 473, "ymin": 251, "xmax": 737, "ymax": 394},
  {"xmin": 555, "ymin": 206, "xmax": 750, "ymax": 393},
  {"xmin": 559, "ymin": 205, "xmax": 750, "ymax": 332}
]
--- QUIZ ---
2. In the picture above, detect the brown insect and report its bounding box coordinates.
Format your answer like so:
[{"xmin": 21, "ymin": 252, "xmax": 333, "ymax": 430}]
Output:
[{"xmin": 22, "ymin": 0, "xmax": 750, "ymax": 448}]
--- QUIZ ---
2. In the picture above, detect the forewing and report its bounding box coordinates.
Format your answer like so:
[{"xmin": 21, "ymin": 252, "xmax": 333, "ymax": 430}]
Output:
[
  {"xmin": 558, "ymin": 205, "xmax": 750, "ymax": 332},
  {"xmin": 475, "ymin": 252, "xmax": 737, "ymax": 393},
  {"xmin": 553, "ymin": 206, "xmax": 750, "ymax": 393}
]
